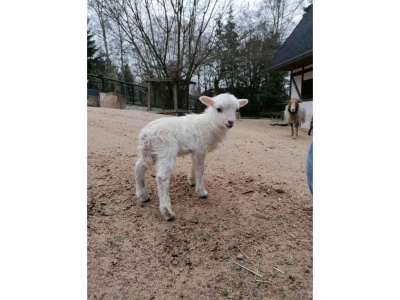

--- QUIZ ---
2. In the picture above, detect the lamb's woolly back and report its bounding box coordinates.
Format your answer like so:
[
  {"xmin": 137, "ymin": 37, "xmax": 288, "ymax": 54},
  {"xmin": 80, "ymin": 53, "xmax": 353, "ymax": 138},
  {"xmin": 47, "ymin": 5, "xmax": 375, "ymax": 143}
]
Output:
[{"xmin": 137, "ymin": 93, "xmax": 248, "ymax": 164}]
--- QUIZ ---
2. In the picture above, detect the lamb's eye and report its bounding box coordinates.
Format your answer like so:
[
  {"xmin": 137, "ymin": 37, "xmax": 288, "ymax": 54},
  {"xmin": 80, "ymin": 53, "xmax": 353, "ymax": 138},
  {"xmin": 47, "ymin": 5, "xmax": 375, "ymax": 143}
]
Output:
[{"xmin": 217, "ymin": 108, "xmax": 223, "ymax": 113}]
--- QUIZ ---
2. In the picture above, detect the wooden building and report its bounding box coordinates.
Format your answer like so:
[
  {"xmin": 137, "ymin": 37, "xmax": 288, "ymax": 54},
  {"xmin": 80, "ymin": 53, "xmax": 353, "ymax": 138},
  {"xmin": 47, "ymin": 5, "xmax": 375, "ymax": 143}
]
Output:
[{"xmin": 267, "ymin": 4, "xmax": 313, "ymax": 128}]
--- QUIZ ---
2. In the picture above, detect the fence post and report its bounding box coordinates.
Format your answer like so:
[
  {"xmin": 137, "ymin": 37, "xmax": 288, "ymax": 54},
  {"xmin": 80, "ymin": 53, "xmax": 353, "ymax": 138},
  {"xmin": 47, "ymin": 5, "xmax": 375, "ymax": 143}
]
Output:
[
  {"xmin": 173, "ymin": 82, "xmax": 178, "ymax": 111},
  {"xmin": 147, "ymin": 81, "xmax": 151, "ymax": 111},
  {"xmin": 131, "ymin": 84, "xmax": 135, "ymax": 104},
  {"xmin": 99, "ymin": 75, "xmax": 105, "ymax": 92}
]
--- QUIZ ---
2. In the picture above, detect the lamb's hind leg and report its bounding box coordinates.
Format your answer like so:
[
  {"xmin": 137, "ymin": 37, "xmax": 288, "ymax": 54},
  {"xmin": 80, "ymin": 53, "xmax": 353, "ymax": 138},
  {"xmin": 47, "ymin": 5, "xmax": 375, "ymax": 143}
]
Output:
[
  {"xmin": 156, "ymin": 157, "xmax": 177, "ymax": 221},
  {"xmin": 188, "ymin": 153, "xmax": 196, "ymax": 186},
  {"xmin": 135, "ymin": 156, "xmax": 150, "ymax": 203}
]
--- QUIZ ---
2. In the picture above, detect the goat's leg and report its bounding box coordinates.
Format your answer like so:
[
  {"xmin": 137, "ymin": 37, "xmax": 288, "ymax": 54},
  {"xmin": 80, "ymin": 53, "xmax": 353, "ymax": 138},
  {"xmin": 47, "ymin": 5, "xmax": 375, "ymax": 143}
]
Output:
[
  {"xmin": 156, "ymin": 157, "xmax": 176, "ymax": 221},
  {"xmin": 290, "ymin": 124, "xmax": 294, "ymax": 136},
  {"xmin": 293, "ymin": 124, "xmax": 297, "ymax": 139},
  {"xmin": 193, "ymin": 152, "xmax": 208, "ymax": 198},
  {"xmin": 135, "ymin": 156, "xmax": 150, "ymax": 203},
  {"xmin": 294, "ymin": 123, "xmax": 299, "ymax": 139},
  {"xmin": 188, "ymin": 153, "xmax": 196, "ymax": 186}
]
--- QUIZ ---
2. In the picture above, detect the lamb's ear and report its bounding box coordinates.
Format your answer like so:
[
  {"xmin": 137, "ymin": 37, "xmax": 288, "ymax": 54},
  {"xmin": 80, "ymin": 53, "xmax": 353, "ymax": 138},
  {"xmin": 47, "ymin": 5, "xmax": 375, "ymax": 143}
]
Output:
[
  {"xmin": 238, "ymin": 99, "xmax": 248, "ymax": 107},
  {"xmin": 298, "ymin": 99, "xmax": 303, "ymax": 103},
  {"xmin": 199, "ymin": 96, "xmax": 214, "ymax": 107}
]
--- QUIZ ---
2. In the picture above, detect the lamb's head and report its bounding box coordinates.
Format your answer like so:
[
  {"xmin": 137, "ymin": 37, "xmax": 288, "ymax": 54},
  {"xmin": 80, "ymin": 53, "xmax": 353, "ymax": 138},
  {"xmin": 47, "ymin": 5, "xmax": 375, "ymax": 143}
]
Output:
[
  {"xmin": 287, "ymin": 98, "xmax": 302, "ymax": 114},
  {"xmin": 199, "ymin": 94, "xmax": 248, "ymax": 129}
]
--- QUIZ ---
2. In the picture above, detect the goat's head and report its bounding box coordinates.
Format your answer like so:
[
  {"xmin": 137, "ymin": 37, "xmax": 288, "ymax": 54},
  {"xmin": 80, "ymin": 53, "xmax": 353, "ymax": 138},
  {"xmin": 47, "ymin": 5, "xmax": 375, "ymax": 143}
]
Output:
[
  {"xmin": 287, "ymin": 98, "xmax": 302, "ymax": 114},
  {"xmin": 199, "ymin": 94, "xmax": 248, "ymax": 129}
]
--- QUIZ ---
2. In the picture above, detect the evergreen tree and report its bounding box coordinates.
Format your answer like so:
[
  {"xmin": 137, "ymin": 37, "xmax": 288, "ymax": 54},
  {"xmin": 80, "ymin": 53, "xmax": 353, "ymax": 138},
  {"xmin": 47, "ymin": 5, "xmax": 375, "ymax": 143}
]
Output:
[
  {"xmin": 119, "ymin": 64, "xmax": 134, "ymax": 83},
  {"xmin": 87, "ymin": 25, "xmax": 99, "ymax": 73}
]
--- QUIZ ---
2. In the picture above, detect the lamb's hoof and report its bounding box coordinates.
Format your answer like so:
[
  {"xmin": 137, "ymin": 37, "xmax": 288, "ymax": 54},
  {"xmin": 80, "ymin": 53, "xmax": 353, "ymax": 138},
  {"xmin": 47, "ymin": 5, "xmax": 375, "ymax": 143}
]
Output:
[
  {"xmin": 188, "ymin": 177, "xmax": 196, "ymax": 186},
  {"xmin": 161, "ymin": 207, "xmax": 176, "ymax": 221},
  {"xmin": 139, "ymin": 197, "xmax": 150, "ymax": 207},
  {"xmin": 197, "ymin": 190, "xmax": 209, "ymax": 199},
  {"xmin": 293, "ymin": 136, "xmax": 296, "ymax": 139}
]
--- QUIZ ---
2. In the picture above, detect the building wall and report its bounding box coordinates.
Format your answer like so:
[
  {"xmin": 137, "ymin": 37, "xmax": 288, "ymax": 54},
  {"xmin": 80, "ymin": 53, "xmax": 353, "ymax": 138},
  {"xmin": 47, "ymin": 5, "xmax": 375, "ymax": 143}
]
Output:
[
  {"xmin": 290, "ymin": 65, "xmax": 313, "ymax": 129},
  {"xmin": 302, "ymin": 101, "xmax": 313, "ymax": 129},
  {"xmin": 291, "ymin": 75, "xmax": 302, "ymax": 99}
]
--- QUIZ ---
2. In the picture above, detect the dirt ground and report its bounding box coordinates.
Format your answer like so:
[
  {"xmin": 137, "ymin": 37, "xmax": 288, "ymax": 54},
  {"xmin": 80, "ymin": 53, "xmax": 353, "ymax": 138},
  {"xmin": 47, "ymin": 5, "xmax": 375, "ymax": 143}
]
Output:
[{"xmin": 87, "ymin": 107, "xmax": 313, "ymax": 300}]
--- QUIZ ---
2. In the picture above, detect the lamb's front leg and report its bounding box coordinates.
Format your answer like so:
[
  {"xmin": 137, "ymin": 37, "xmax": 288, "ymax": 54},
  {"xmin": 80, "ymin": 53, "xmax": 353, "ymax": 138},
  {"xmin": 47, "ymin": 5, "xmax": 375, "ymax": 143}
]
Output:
[
  {"xmin": 193, "ymin": 152, "xmax": 208, "ymax": 198},
  {"xmin": 188, "ymin": 153, "xmax": 196, "ymax": 186}
]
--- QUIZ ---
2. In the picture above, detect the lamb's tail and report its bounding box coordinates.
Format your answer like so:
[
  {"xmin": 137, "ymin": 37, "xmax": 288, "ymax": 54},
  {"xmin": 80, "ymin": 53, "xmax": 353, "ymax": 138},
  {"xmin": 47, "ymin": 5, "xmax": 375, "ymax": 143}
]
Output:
[{"xmin": 137, "ymin": 131, "xmax": 153, "ymax": 167}]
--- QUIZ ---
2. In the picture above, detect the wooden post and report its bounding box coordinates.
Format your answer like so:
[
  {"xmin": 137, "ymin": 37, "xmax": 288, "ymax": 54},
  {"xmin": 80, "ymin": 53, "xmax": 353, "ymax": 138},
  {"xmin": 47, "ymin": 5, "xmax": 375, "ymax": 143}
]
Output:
[
  {"xmin": 173, "ymin": 82, "xmax": 178, "ymax": 111},
  {"xmin": 131, "ymin": 83, "xmax": 135, "ymax": 104},
  {"xmin": 100, "ymin": 75, "xmax": 105, "ymax": 92},
  {"xmin": 147, "ymin": 81, "xmax": 151, "ymax": 111}
]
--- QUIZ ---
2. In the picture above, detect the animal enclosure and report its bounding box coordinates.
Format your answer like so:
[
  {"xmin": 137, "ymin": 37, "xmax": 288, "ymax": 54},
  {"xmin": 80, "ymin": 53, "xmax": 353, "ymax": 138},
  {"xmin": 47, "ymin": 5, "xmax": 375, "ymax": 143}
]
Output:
[{"xmin": 87, "ymin": 107, "xmax": 313, "ymax": 299}]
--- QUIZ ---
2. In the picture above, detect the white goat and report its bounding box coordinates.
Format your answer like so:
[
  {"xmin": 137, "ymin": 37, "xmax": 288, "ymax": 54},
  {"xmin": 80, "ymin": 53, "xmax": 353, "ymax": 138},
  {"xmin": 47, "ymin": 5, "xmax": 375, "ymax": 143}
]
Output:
[
  {"xmin": 135, "ymin": 93, "xmax": 248, "ymax": 220},
  {"xmin": 284, "ymin": 98, "xmax": 306, "ymax": 139}
]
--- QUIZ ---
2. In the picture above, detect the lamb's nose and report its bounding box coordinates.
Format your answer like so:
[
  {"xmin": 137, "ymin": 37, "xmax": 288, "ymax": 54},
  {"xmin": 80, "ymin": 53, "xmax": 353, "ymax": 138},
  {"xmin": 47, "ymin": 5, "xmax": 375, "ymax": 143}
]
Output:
[{"xmin": 228, "ymin": 120, "xmax": 234, "ymax": 125}]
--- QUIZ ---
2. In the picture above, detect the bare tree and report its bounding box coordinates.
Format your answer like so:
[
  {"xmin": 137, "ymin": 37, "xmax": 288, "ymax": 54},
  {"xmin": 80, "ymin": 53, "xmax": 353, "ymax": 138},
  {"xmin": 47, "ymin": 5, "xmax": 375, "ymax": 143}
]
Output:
[
  {"xmin": 262, "ymin": 0, "xmax": 306, "ymax": 43},
  {"xmin": 100, "ymin": 0, "xmax": 231, "ymax": 83}
]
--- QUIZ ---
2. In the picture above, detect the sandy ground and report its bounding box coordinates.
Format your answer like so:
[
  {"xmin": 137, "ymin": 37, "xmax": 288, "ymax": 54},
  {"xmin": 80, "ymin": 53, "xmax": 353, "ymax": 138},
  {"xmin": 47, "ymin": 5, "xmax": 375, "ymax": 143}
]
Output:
[{"xmin": 87, "ymin": 107, "xmax": 313, "ymax": 300}]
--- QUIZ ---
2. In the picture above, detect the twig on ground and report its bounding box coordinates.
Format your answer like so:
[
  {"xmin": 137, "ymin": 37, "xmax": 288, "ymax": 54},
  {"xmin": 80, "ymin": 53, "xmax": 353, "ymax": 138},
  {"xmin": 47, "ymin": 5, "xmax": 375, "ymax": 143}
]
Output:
[
  {"xmin": 256, "ymin": 279, "xmax": 272, "ymax": 284},
  {"xmin": 237, "ymin": 246, "xmax": 255, "ymax": 264},
  {"xmin": 232, "ymin": 260, "xmax": 263, "ymax": 278},
  {"xmin": 257, "ymin": 255, "xmax": 261, "ymax": 275},
  {"xmin": 243, "ymin": 190, "xmax": 254, "ymax": 195},
  {"xmin": 181, "ymin": 244, "xmax": 200, "ymax": 256},
  {"xmin": 273, "ymin": 267, "xmax": 285, "ymax": 274},
  {"xmin": 252, "ymin": 212, "xmax": 268, "ymax": 220}
]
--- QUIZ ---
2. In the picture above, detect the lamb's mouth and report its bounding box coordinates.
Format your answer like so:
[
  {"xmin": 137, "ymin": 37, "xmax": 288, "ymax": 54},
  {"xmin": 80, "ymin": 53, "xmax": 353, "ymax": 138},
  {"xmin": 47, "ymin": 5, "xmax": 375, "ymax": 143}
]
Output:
[{"xmin": 226, "ymin": 123, "xmax": 233, "ymax": 128}]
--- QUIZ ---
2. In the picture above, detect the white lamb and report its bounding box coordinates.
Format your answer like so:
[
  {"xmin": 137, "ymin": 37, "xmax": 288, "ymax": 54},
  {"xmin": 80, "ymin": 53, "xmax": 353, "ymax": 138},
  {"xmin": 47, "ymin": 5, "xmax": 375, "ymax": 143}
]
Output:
[
  {"xmin": 284, "ymin": 98, "xmax": 306, "ymax": 139},
  {"xmin": 135, "ymin": 93, "xmax": 248, "ymax": 220}
]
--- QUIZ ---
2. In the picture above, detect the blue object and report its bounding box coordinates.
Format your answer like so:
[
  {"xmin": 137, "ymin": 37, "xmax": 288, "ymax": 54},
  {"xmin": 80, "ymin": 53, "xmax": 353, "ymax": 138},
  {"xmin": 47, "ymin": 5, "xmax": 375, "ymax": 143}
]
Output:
[{"xmin": 307, "ymin": 140, "xmax": 313, "ymax": 195}]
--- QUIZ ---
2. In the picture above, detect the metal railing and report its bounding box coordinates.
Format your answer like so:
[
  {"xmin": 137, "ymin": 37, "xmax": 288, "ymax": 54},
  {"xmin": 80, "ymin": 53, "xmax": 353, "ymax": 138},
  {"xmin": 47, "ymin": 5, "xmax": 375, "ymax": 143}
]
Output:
[{"xmin": 87, "ymin": 74, "xmax": 148, "ymax": 106}]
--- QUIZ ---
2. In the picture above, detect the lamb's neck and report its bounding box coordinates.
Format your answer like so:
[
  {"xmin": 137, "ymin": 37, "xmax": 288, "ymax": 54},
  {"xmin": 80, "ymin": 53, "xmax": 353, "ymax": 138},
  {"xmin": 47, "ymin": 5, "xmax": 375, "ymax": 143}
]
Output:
[{"xmin": 197, "ymin": 113, "xmax": 229, "ymax": 141}]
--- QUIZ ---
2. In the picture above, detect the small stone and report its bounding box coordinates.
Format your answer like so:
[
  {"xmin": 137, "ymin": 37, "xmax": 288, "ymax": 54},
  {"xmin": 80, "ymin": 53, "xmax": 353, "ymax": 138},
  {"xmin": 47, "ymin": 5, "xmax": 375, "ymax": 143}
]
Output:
[
  {"xmin": 172, "ymin": 259, "xmax": 178, "ymax": 265},
  {"xmin": 100, "ymin": 201, "xmax": 107, "ymax": 206},
  {"xmin": 275, "ymin": 188, "xmax": 285, "ymax": 194},
  {"xmin": 289, "ymin": 275, "xmax": 295, "ymax": 281},
  {"xmin": 222, "ymin": 288, "xmax": 228, "ymax": 296},
  {"xmin": 203, "ymin": 232, "xmax": 211, "ymax": 241},
  {"xmin": 180, "ymin": 293, "xmax": 184, "ymax": 298},
  {"xmin": 271, "ymin": 203, "xmax": 278, "ymax": 209},
  {"xmin": 236, "ymin": 253, "xmax": 244, "ymax": 260},
  {"xmin": 102, "ymin": 209, "xmax": 114, "ymax": 216},
  {"xmin": 269, "ymin": 272, "xmax": 276, "ymax": 278},
  {"xmin": 222, "ymin": 251, "xmax": 229, "ymax": 259}
]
